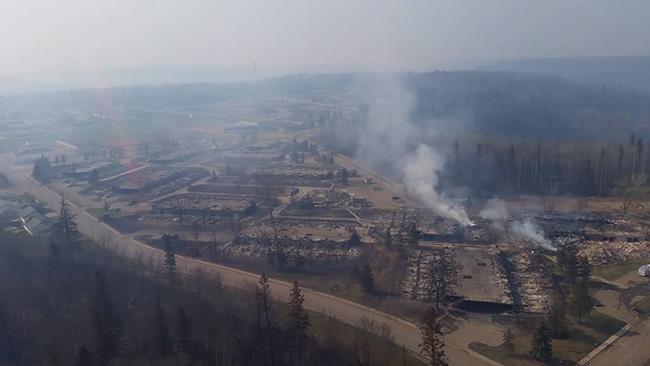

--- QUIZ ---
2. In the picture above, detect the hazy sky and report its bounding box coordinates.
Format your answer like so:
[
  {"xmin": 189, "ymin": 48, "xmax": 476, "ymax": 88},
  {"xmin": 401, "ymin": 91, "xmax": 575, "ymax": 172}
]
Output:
[{"xmin": 3, "ymin": 0, "xmax": 650, "ymax": 82}]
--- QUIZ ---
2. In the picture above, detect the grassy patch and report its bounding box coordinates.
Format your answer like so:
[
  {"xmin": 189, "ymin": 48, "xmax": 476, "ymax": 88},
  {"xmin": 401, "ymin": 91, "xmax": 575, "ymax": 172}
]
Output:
[
  {"xmin": 470, "ymin": 342, "xmax": 540, "ymax": 366},
  {"xmin": 310, "ymin": 313, "xmax": 426, "ymax": 366},
  {"xmin": 85, "ymin": 207, "xmax": 106, "ymax": 218},
  {"xmin": 592, "ymin": 259, "xmax": 649, "ymax": 281},
  {"xmin": 472, "ymin": 311, "xmax": 625, "ymax": 366},
  {"xmin": 0, "ymin": 173, "xmax": 13, "ymax": 188},
  {"xmin": 632, "ymin": 295, "xmax": 650, "ymax": 316}
]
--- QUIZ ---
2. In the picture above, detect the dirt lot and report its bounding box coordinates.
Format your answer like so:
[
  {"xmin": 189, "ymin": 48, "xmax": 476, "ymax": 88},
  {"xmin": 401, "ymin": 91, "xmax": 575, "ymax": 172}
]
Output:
[
  {"xmin": 471, "ymin": 311, "xmax": 625, "ymax": 365},
  {"xmin": 499, "ymin": 195, "xmax": 650, "ymax": 214}
]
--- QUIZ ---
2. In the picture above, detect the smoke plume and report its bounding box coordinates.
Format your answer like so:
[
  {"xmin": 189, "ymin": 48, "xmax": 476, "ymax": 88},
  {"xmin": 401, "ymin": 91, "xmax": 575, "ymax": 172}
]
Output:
[
  {"xmin": 403, "ymin": 145, "xmax": 473, "ymax": 226},
  {"xmin": 354, "ymin": 75, "xmax": 473, "ymax": 226},
  {"xmin": 510, "ymin": 219, "xmax": 554, "ymax": 251},
  {"xmin": 479, "ymin": 198, "xmax": 554, "ymax": 250},
  {"xmin": 479, "ymin": 198, "xmax": 509, "ymax": 231}
]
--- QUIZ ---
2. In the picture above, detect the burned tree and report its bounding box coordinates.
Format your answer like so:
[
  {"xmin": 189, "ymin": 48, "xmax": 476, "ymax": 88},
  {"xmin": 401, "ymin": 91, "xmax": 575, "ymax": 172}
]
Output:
[
  {"xmin": 176, "ymin": 307, "xmax": 193, "ymax": 356},
  {"xmin": 172, "ymin": 196, "xmax": 190, "ymax": 227},
  {"xmin": 360, "ymin": 264, "xmax": 375, "ymax": 294},
  {"xmin": 530, "ymin": 318, "xmax": 552, "ymax": 363},
  {"xmin": 418, "ymin": 307, "xmax": 447, "ymax": 366},
  {"xmin": 163, "ymin": 234, "xmax": 177, "ymax": 282},
  {"xmin": 614, "ymin": 174, "xmax": 650, "ymax": 216},
  {"xmin": 256, "ymin": 273, "xmax": 277, "ymax": 366},
  {"xmin": 428, "ymin": 251, "xmax": 457, "ymax": 310},
  {"xmin": 153, "ymin": 294, "xmax": 173, "ymax": 357},
  {"xmin": 569, "ymin": 256, "xmax": 594, "ymax": 323},
  {"xmin": 52, "ymin": 196, "xmax": 81, "ymax": 254},
  {"xmin": 288, "ymin": 281, "xmax": 310, "ymax": 362},
  {"xmin": 259, "ymin": 213, "xmax": 288, "ymax": 270},
  {"xmin": 90, "ymin": 272, "xmax": 120, "ymax": 365}
]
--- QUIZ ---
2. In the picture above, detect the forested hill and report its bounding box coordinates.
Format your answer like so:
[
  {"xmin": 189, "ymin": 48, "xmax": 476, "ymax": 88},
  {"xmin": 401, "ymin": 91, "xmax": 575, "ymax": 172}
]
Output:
[
  {"xmin": 482, "ymin": 56, "xmax": 650, "ymax": 95},
  {"xmin": 2, "ymin": 71, "xmax": 649, "ymax": 141},
  {"xmin": 403, "ymin": 71, "xmax": 650, "ymax": 141}
]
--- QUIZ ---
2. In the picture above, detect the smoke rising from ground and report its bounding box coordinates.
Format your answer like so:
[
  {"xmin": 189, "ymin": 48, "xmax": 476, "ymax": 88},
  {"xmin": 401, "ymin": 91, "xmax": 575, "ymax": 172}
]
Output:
[
  {"xmin": 480, "ymin": 198, "xmax": 554, "ymax": 250},
  {"xmin": 479, "ymin": 198, "xmax": 509, "ymax": 231},
  {"xmin": 403, "ymin": 145, "xmax": 473, "ymax": 226},
  {"xmin": 510, "ymin": 219, "xmax": 554, "ymax": 251},
  {"xmin": 354, "ymin": 75, "xmax": 473, "ymax": 226}
]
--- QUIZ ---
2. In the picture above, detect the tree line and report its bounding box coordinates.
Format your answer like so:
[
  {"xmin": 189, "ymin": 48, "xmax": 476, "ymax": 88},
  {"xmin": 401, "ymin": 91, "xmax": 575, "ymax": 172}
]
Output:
[
  {"xmin": 446, "ymin": 134, "xmax": 650, "ymax": 198},
  {"xmin": 0, "ymin": 199, "xmax": 423, "ymax": 366}
]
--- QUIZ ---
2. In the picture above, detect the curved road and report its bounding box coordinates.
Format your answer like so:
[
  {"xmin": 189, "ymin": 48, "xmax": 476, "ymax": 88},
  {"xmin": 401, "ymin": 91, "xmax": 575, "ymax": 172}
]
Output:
[{"xmin": 0, "ymin": 155, "xmax": 490, "ymax": 366}]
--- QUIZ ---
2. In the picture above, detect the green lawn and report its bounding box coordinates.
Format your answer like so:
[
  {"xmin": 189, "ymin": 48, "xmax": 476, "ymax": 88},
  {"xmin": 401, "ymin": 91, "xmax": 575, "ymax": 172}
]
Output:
[
  {"xmin": 632, "ymin": 295, "xmax": 650, "ymax": 316},
  {"xmin": 592, "ymin": 259, "xmax": 648, "ymax": 281},
  {"xmin": 471, "ymin": 311, "xmax": 625, "ymax": 366},
  {"xmin": 85, "ymin": 207, "xmax": 106, "ymax": 218}
]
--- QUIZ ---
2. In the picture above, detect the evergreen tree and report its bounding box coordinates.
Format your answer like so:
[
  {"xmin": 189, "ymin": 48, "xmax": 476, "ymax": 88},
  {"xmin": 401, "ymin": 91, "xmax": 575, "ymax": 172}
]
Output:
[
  {"xmin": 530, "ymin": 318, "xmax": 552, "ymax": 363},
  {"xmin": 75, "ymin": 346, "xmax": 94, "ymax": 366},
  {"xmin": 154, "ymin": 294, "xmax": 173, "ymax": 357},
  {"xmin": 418, "ymin": 307, "xmax": 447, "ymax": 366},
  {"xmin": 90, "ymin": 272, "xmax": 119, "ymax": 365},
  {"xmin": 340, "ymin": 168, "xmax": 349, "ymax": 184},
  {"xmin": 429, "ymin": 252, "xmax": 457, "ymax": 310},
  {"xmin": 90, "ymin": 299, "xmax": 113, "ymax": 366},
  {"xmin": 32, "ymin": 156, "xmax": 52, "ymax": 182},
  {"xmin": 47, "ymin": 352, "xmax": 60, "ymax": 366},
  {"xmin": 502, "ymin": 327, "xmax": 514, "ymax": 353},
  {"xmin": 557, "ymin": 240, "xmax": 578, "ymax": 282},
  {"xmin": 548, "ymin": 308, "xmax": 567, "ymax": 338},
  {"xmin": 576, "ymin": 255, "xmax": 591, "ymax": 283},
  {"xmin": 94, "ymin": 272, "xmax": 121, "ymax": 336},
  {"xmin": 350, "ymin": 264, "xmax": 362, "ymax": 283},
  {"xmin": 349, "ymin": 231, "xmax": 361, "ymax": 246},
  {"xmin": 384, "ymin": 227, "xmax": 393, "ymax": 247},
  {"xmin": 569, "ymin": 280, "xmax": 594, "ymax": 323},
  {"xmin": 0, "ymin": 304, "xmax": 17, "ymax": 365},
  {"xmin": 163, "ymin": 234, "xmax": 177, "ymax": 279},
  {"xmin": 176, "ymin": 307, "xmax": 192, "ymax": 355},
  {"xmin": 360, "ymin": 264, "xmax": 375, "ymax": 294},
  {"xmin": 52, "ymin": 196, "xmax": 81, "ymax": 252},
  {"xmin": 88, "ymin": 169, "xmax": 99, "ymax": 183},
  {"xmin": 256, "ymin": 273, "xmax": 277, "ymax": 366},
  {"xmin": 407, "ymin": 222, "xmax": 420, "ymax": 245},
  {"xmin": 48, "ymin": 238, "xmax": 59, "ymax": 262},
  {"xmin": 288, "ymin": 281, "xmax": 310, "ymax": 362}
]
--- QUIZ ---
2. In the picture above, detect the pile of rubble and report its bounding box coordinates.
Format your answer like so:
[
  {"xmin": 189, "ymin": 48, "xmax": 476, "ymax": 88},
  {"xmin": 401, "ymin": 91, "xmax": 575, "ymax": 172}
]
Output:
[
  {"xmin": 506, "ymin": 250, "xmax": 555, "ymax": 313},
  {"xmin": 152, "ymin": 193, "xmax": 256, "ymax": 219},
  {"xmin": 227, "ymin": 235, "xmax": 362, "ymax": 261},
  {"xmin": 226, "ymin": 241, "xmax": 361, "ymax": 261},
  {"xmin": 580, "ymin": 240, "xmax": 650, "ymax": 265},
  {"xmin": 400, "ymin": 249, "xmax": 456, "ymax": 301},
  {"xmin": 489, "ymin": 248, "xmax": 513, "ymax": 304},
  {"xmin": 229, "ymin": 219, "xmax": 364, "ymax": 260},
  {"xmin": 146, "ymin": 168, "xmax": 209, "ymax": 199},
  {"xmin": 297, "ymin": 189, "xmax": 369, "ymax": 209}
]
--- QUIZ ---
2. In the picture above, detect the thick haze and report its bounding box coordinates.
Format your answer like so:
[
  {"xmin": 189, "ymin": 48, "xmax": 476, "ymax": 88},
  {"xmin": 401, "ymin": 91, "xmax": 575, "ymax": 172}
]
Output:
[{"xmin": 3, "ymin": 0, "xmax": 650, "ymax": 87}]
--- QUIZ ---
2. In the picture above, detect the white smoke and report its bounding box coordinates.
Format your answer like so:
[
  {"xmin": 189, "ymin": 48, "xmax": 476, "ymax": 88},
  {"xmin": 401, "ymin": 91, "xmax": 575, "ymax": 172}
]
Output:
[
  {"xmin": 403, "ymin": 145, "xmax": 474, "ymax": 226},
  {"xmin": 510, "ymin": 219, "xmax": 555, "ymax": 251},
  {"xmin": 354, "ymin": 75, "xmax": 473, "ymax": 226},
  {"xmin": 479, "ymin": 199, "xmax": 554, "ymax": 250},
  {"xmin": 479, "ymin": 198, "xmax": 509, "ymax": 221},
  {"xmin": 479, "ymin": 198, "xmax": 509, "ymax": 231}
]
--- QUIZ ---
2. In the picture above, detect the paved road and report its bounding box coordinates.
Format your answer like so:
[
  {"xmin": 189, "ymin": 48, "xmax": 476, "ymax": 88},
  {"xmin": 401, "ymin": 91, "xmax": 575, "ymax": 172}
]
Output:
[
  {"xmin": 586, "ymin": 288, "xmax": 650, "ymax": 366},
  {"xmin": 99, "ymin": 163, "xmax": 149, "ymax": 182},
  {"xmin": 0, "ymin": 155, "xmax": 491, "ymax": 366},
  {"xmin": 588, "ymin": 318, "xmax": 650, "ymax": 366}
]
